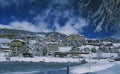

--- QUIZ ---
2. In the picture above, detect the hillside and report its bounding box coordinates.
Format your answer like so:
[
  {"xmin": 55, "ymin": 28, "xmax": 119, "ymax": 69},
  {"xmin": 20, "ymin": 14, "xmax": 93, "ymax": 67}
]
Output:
[
  {"xmin": 101, "ymin": 37, "xmax": 120, "ymax": 43},
  {"xmin": 0, "ymin": 28, "xmax": 66, "ymax": 41}
]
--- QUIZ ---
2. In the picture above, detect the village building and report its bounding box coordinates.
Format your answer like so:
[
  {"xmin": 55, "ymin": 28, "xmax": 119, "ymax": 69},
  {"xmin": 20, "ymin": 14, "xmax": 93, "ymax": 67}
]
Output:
[
  {"xmin": 87, "ymin": 39, "xmax": 101, "ymax": 46},
  {"xmin": 54, "ymin": 47, "xmax": 72, "ymax": 57},
  {"xmin": 54, "ymin": 46, "xmax": 89, "ymax": 57},
  {"xmin": 63, "ymin": 34, "xmax": 85, "ymax": 47},
  {"xmin": 79, "ymin": 45, "xmax": 99, "ymax": 53},
  {"xmin": 10, "ymin": 39, "xmax": 26, "ymax": 56},
  {"xmin": 27, "ymin": 36, "xmax": 59, "ymax": 56},
  {"xmin": 0, "ymin": 38, "xmax": 11, "ymax": 52},
  {"xmin": 100, "ymin": 42, "xmax": 120, "ymax": 53},
  {"xmin": 0, "ymin": 44, "xmax": 9, "ymax": 52},
  {"xmin": 0, "ymin": 38, "xmax": 11, "ymax": 46},
  {"xmin": 46, "ymin": 42, "xmax": 59, "ymax": 55}
]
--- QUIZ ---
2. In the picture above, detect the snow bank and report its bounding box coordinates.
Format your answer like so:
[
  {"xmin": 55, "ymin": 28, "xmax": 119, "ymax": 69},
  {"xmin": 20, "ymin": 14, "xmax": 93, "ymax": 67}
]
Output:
[{"xmin": 9, "ymin": 56, "xmax": 81, "ymax": 63}]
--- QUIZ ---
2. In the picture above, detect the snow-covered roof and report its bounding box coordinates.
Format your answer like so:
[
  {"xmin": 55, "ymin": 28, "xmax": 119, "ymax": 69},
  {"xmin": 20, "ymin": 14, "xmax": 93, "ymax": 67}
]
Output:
[
  {"xmin": 79, "ymin": 45, "xmax": 99, "ymax": 49},
  {"xmin": 87, "ymin": 38, "xmax": 99, "ymax": 40},
  {"xmin": 58, "ymin": 47, "xmax": 72, "ymax": 52},
  {"xmin": 46, "ymin": 42, "xmax": 58, "ymax": 44},
  {"xmin": 36, "ymin": 34, "xmax": 45, "ymax": 38},
  {"xmin": 0, "ymin": 38, "xmax": 11, "ymax": 43},
  {"xmin": 103, "ymin": 41, "xmax": 112, "ymax": 45},
  {"xmin": 11, "ymin": 39, "xmax": 25, "ymax": 42},
  {"xmin": 0, "ymin": 44, "xmax": 9, "ymax": 48},
  {"xmin": 113, "ymin": 43, "xmax": 120, "ymax": 47}
]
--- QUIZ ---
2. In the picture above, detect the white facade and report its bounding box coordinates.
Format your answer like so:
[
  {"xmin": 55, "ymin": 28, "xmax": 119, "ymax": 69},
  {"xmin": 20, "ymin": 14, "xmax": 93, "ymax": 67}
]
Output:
[{"xmin": 58, "ymin": 47, "xmax": 71, "ymax": 52}]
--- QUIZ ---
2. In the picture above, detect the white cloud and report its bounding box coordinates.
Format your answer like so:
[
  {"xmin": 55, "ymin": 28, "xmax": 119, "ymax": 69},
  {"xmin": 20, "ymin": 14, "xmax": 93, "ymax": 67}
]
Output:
[
  {"xmin": 0, "ymin": 0, "xmax": 89, "ymax": 35},
  {"xmin": 62, "ymin": 10, "xmax": 71, "ymax": 18},
  {"xmin": 56, "ymin": 24, "xmax": 78, "ymax": 35},
  {"xmin": 30, "ymin": 0, "xmax": 89, "ymax": 35},
  {"xmin": 0, "ymin": 17, "xmax": 88, "ymax": 35},
  {"xmin": 9, "ymin": 21, "xmax": 40, "ymax": 32},
  {"xmin": 37, "ymin": 21, "xmax": 52, "ymax": 32},
  {"xmin": 0, "ymin": 21, "xmax": 39, "ymax": 32},
  {"xmin": 111, "ymin": 33, "xmax": 120, "ymax": 39},
  {"xmin": 0, "ymin": 21, "xmax": 52, "ymax": 33},
  {"xmin": 0, "ymin": 24, "xmax": 10, "ymax": 28},
  {"xmin": 33, "ymin": 14, "xmax": 53, "ymax": 32},
  {"xmin": 56, "ymin": 18, "xmax": 88, "ymax": 35},
  {"xmin": 74, "ymin": 18, "xmax": 88, "ymax": 32}
]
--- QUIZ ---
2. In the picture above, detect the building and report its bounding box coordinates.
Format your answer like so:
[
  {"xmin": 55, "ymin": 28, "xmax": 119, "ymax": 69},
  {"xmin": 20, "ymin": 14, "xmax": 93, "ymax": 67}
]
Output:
[
  {"xmin": 87, "ymin": 39, "xmax": 101, "ymax": 46},
  {"xmin": 47, "ymin": 42, "xmax": 59, "ymax": 55},
  {"xmin": 54, "ymin": 46, "xmax": 89, "ymax": 57},
  {"xmin": 0, "ymin": 44, "xmax": 9, "ymax": 51},
  {"xmin": 10, "ymin": 39, "xmax": 25, "ymax": 56},
  {"xmin": 0, "ymin": 38, "xmax": 11, "ymax": 46},
  {"xmin": 63, "ymin": 34, "xmax": 85, "ymax": 47},
  {"xmin": 0, "ymin": 38, "xmax": 11, "ymax": 52}
]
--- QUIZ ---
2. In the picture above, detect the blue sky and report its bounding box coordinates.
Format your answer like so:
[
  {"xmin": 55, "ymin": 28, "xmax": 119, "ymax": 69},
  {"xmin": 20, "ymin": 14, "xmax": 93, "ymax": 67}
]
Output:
[{"xmin": 0, "ymin": 0, "xmax": 118, "ymax": 38}]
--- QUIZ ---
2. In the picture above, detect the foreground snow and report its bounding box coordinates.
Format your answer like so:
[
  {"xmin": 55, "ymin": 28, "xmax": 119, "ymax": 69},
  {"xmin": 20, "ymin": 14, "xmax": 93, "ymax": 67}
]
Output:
[
  {"xmin": 71, "ymin": 61, "xmax": 120, "ymax": 74},
  {"xmin": 1, "ymin": 52, "xmax": 120, "ymax": 74}
]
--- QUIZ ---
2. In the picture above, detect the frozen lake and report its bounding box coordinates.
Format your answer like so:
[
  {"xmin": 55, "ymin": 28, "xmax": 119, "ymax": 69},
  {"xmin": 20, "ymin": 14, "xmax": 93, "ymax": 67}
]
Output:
[{"xmin": 0, "ymin": 62, "xmax": 80, "ymax": 74}]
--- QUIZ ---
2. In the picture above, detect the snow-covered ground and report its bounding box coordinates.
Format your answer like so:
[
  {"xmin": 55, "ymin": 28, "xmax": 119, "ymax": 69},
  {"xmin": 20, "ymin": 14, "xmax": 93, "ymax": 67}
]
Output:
[
  {"xmin": 9, "ymin": 56, "xmax": 81, "ymax": 63},
  {"xmin": 70, "ymin": 61, "xmax": 116, "ymax": 74},
  {"xmin": 0, "ymin": 52, "xmax": 118, "ymax": 62},
  {"xmin": 0, "ymin": 52, "xmax": 120, "ymax": 74},
  {"xmin": 91, "ymin": 53, "xmax": 118, "ymax": 58},
  {"xmin": 0, "ymin": 52, "xmax": 10, "ymax": 61},
  {"xmin": 0, "ymin": 52, "xmax": 81, "ymax": 62},
  {"xmin": 70, "ymin": 53, "xmax": 119, "ymax": 74}
]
